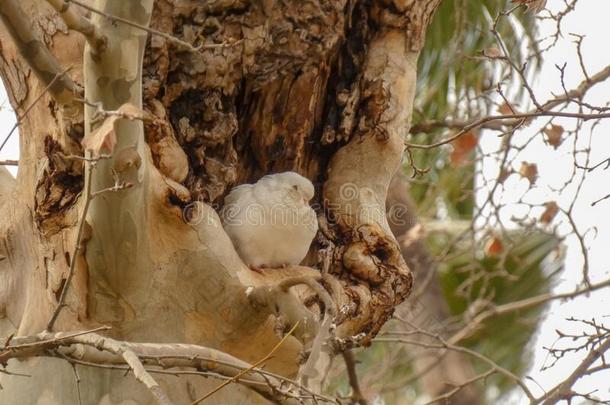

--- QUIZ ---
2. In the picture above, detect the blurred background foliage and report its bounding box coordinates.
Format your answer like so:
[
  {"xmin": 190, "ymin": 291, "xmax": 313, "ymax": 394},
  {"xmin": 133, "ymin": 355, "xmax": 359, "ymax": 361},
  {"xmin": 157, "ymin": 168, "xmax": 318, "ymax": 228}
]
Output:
[
  {"xmin": 326, "ymin": 1, "xmax": 565, "ymax": 403},
  {"xmin": 410, "ymin": 0, "xmax": 541, "ymax": 217},
  {"xmin": 415, "ymin": 0, "xmax": 540, "ymax": 126},
  {"xmin": 435, "ymin": 231, "xmax": 563, "ymax": 394},
  {"xmin": 328, "ymin": 233, "xmax": 562, "ymax": 403}
]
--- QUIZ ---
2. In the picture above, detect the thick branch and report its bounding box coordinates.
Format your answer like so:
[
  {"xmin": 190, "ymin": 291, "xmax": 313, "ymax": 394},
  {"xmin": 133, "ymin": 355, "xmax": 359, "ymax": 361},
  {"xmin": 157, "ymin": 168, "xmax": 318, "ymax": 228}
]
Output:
[
  {"xmin": 45, "ymin": 0, "xmax": 106, "ymax": 55},
  {"xmin": 248, "ymin": 274, "xmax": 324, "ymax": 345},
  {"xmin": 1, "ymin": 329, "xmax": 334, "ymax": 404},
  {"xmin": 324, "ymin": 29, "xmax": 417, "ymax": 342},
  {"xmin": 0, "ymin": 0, "xmax": 80, "ymax": 105}
]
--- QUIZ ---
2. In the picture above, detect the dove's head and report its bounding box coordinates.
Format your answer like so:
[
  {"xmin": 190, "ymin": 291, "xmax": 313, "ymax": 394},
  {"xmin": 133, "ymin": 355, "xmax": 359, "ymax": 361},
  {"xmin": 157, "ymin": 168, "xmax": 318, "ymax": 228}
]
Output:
[{"xmin": 261, "ymin": 172, "xmax": 315, "ymax": 204}]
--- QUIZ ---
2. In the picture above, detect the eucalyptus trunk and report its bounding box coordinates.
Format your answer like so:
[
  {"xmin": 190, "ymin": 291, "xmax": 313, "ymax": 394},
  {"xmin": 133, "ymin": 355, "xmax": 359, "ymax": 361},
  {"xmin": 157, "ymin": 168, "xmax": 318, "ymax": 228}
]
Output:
[{"xmin": 0, "ymin": 0, "xmax": 444, "ymax": 403}]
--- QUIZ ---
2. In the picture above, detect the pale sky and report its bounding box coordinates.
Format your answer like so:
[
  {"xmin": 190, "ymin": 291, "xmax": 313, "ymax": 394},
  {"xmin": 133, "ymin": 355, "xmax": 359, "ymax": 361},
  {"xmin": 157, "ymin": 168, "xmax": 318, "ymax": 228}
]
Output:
[
  {"xmin": 478, "ymin": 1, "xmax": 610, "ymax": 402},
  {"xmin": 1, "ymin": 1, "xmax": 609, "ymax": 403},
  {"xmin": 0, "ymin": 86, "xmax": 17, "ymax": 174}
]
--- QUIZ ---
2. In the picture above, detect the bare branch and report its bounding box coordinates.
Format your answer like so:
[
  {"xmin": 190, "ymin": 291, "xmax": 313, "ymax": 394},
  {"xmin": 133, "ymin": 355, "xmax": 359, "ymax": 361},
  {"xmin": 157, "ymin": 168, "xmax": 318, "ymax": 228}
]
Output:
[
  {"xmin": 46, "ymin": 151, "xmax": 95, "ymax": 331},
  {"xmin": 66, "ymin": 0, "xmax": 241, "ymax": 52},
  {"xmin": 407, "ymin": 62, "xmax": 610, "ymax": 149},
  {"xmin": 342, "ymin": 350, "xmax": 368, "ymax": 405},
  {"xmin": 405, "ymin": 110, "xmax": 610, "ymax": 150},
  {"xmin": 45, "ymin": 0, "xmax": 106, "ymax": 55},
  {"xmin": 190, "ymin": 322, "xmax": 300, "ymax": 405},
  {"xmin": 539, "ymin": 336, "xmax": 610, "ymax": 405},
  {"xmin": 0, "ymin": 160, "xmax": 18, "ymax": 166},
  {"xmin": 376, "ymin": 333, "xmax": 536, "ymax": 401},
  {"xmin": 421, "ymin": 368, "xmax": 495, "ymax": 405},
  {"xmin": 0, "ymin": 1, "xmax": 80, "ymax": 104},
  {"xmin": 449, "ymin": 277, "xmax": 610, "ymax": 344},
  {"xmin": 1, "ymin": 329, "xmax": 335, "ymax": 404},
  {"xmin": 69, "ymin": 362, "xmax": 82, "ymax": 405},
  {"xmin": 123, "ymin": 350, "xmax": 174, "ymax": 405}
]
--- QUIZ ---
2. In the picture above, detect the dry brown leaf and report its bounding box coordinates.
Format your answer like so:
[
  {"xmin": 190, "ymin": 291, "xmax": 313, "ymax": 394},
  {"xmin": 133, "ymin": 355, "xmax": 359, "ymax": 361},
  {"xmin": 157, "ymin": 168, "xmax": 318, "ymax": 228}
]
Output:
[
  {"xmin": 543, "ymin": 124, "xmax": 564, "ymax": 149},
  {"xmin": 450, "ymin": 131, "xmax": 478, "ymax": 166},
  {"xmin": 540, "ymin": 201, "xmax": 559, "ymax": 224},
  {"xmin": 484, "ymin": 47, "xmax": 503, "ymax": 58},
  {"xmin": 498, "ymin": 102, "xmax": 517, "ymax": 115},
  {"xmin": 116, "ymin": 103, "xmax": 150, "ymax": 121},
  {"xmin": 498, "ymin": 168, "xmax": 512, "ymax": 183},
  {"xmin": 81, "ymin": 103, "xmax": 147, "ymax": 155},
  {"xmin": 81, "ymin": 115, "xmax": 119, "ymax": 155},
  {"xmin": 484, "ymin": 236, "xmax": 504, "ymax": 257},
  {"xmin": 519, "ymin": 162, "xmax": 538, "ymax": 184}
]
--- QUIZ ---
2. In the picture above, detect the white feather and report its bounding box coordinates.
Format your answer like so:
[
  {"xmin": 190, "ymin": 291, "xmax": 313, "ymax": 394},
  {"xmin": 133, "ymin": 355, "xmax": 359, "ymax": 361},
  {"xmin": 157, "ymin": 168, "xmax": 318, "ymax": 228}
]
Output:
[{"xmin": 221, "ymin": 172, "xmax": 318, "ymax": 267}]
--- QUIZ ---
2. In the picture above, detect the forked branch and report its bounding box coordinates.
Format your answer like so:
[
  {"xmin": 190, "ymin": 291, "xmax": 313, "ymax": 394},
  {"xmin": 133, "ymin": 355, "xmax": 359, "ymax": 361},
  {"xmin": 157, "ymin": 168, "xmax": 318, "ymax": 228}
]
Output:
[
  {"xmin": 1, "ymin": 328, "xmax": 335, "ymax": 404},
  {"xmin": 0, "ymin": 0, "xmax": 81, "ymax": 105},
  {"xmin": 45, "ymin": 0, "xmax": 106, "ymax": 55}
]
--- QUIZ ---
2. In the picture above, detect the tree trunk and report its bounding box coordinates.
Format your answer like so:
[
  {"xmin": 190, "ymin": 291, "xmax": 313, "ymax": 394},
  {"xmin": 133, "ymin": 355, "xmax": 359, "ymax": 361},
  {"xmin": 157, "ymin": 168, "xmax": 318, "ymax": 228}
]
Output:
[{"xmin": 0, "ymin": 0, "xmax": 441, "ymax": 403}]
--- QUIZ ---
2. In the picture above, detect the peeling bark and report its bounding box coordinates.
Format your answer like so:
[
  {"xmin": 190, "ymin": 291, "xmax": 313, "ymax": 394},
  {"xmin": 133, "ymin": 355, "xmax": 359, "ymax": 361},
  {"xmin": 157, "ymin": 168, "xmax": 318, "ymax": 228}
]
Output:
[
  {"xmin": 323, "ymin": 29, "xmax": 418, "ymax": 343},
  {"xmin": 0, "ymin": 0, "xmax": 81, "ymax": 105},
  {"xmin": 0, "ymin": 0, "xmax": 443, "ymax": 403}
]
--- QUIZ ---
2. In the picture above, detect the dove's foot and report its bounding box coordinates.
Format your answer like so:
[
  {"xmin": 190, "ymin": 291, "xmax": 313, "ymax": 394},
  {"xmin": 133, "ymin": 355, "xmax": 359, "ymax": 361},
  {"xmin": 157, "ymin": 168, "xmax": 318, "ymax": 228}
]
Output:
[{"xmin": 249, "ymin": 265, "xmax": 265, "ymax": 274}]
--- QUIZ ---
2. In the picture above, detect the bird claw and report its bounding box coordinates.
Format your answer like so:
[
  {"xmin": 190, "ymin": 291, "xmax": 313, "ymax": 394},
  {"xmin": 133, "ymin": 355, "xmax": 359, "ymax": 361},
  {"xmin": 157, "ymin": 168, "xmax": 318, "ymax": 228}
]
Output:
[{"xmin": 249, "ymin": 265, "xmax": 265, "ymax": 274}]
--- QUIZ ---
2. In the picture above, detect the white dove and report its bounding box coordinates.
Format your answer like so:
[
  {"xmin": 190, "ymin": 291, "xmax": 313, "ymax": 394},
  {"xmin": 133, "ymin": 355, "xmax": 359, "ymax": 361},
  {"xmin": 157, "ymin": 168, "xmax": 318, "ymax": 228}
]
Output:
[{"xmin": 221, "ymin": 172, "xmax": 318, "ymax": 270}]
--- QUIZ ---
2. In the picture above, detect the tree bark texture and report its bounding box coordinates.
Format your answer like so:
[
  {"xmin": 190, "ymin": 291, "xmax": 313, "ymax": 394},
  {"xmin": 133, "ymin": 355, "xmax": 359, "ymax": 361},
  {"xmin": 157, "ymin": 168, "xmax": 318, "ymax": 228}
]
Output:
[{"xmin": 0, "ymin": 0, "xmax": 442, "ymax": 403}]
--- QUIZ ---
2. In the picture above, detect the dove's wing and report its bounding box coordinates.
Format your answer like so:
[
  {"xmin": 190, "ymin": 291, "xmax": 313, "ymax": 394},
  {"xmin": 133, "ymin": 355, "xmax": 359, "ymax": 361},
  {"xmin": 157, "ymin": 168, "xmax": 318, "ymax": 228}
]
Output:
[
  {"xmin": 222, "ymin": 182, "xmax": 270, "ymax": 266},
  {"xmin": 223, "ymin": 183, "xmax": 254, "ymax": 207},
  {"xmin": 221, "ymin": 173, "xmax": 318, "ymax": 267},
  {"xmin": 222, "ymin": 184, "xmax": 254, "ymax": 223},
  {"xmin": 251, "ymin": 175, "xmax": 286, "ymax": 206}
]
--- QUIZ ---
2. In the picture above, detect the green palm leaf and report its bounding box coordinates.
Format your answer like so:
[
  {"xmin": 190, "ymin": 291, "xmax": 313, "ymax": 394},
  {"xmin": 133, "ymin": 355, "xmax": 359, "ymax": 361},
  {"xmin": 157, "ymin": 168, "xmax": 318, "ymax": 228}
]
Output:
[{"xmin": 437, "ymin": 231, "xmax": 563, "ymax": 396}]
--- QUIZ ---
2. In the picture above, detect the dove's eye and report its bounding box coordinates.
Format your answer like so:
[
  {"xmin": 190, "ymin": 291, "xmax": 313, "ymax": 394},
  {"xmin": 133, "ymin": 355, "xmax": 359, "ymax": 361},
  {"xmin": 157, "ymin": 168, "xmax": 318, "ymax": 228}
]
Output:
[{"xmin": 292, "ymin": 185, "xmax": 298, "ymax": 191}]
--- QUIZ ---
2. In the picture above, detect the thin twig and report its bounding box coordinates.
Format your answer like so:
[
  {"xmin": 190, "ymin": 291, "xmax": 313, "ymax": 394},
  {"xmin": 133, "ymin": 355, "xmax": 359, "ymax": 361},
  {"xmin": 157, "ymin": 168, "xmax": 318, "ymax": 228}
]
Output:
[
  {"xmin": 69, "ymin": 362, "xmax": 82, "ymax": 405},
  {"xmin": 421, "ymin": 368, "xmax": 495, "ymax": 405},
  {"xmin": 190, "ymin": 321, "xmax": 301, "ymax": 405},
  {"xmin": 405, "ymin": 110, "xmax": 610, "ymax": 150},
  {"xmin": 46, "ymin": 150, "xmax": 95, "ymax": 331},
  {"xmin": 0, "ymin": 326, "xmax": 110, "ymax": 357},
  {"xmin": 539, "ymin": 336, "xmax": 610, "ymax": 405},
  {"xmin": 407, "ymin": 63, "xmax": 610, "ymax": 149},
  {"xmin": 66, "ymin": 0, "xmax": 241, "ymax": 52},
  {"xmin": 448, "ymin": 278, "xmax": 610, "ymax": 345},
  {"xmin": 342, "ymin": 350, "xmax": 368, "ymax": 405},
  {"xmin": 45, "ymin": 0, "xmax": 106, "ymax": 54},
  {"xmin": 376, "ymin": 334, "xmax": 536, "ymax": 401}
]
